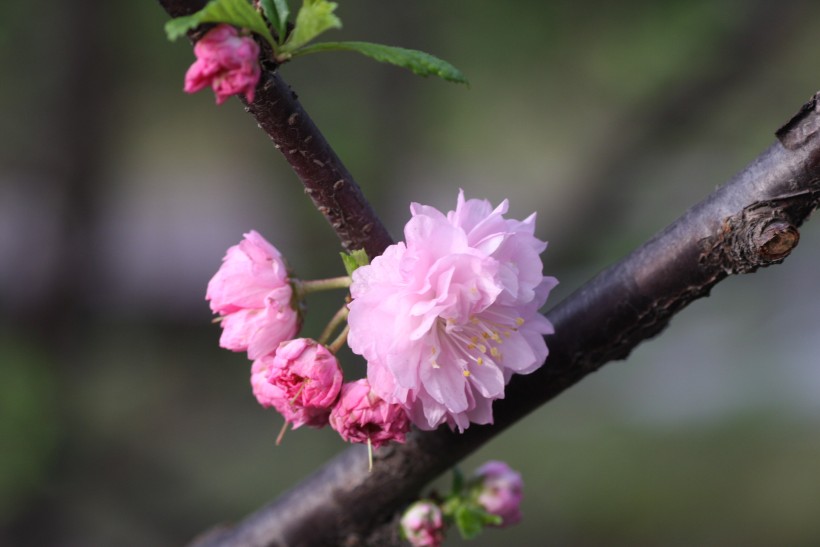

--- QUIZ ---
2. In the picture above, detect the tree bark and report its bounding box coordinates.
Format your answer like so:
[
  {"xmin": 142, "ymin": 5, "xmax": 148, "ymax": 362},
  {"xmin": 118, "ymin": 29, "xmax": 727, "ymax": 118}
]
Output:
[
  {"xmin": 157, "ymin": 2, "xmax": 820, "ymax": 545},
  {"xmin": 189, "ymin": 94, "xmax": 820, "ymax": 547}
]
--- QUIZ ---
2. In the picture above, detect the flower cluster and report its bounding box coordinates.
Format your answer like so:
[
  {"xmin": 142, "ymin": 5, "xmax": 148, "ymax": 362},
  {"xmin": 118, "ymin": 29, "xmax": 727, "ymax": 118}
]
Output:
[
  {"xmin": 207, "ymin": 231, "xmax": 409, "ymax": 448},
  {"xmin": 399, "ymin": 460, "xmax": 525, "ymax": 546},
  {"xmin": 206, "ymin": 191, "xmax": 555, "ymax": 455},
  {"xmin": 184, "ymin": 24, "xmax": 261, "ymax": 104},
  {"xmin": 348, "ymin": 190, "xmax": 557, "ymax": 431}
]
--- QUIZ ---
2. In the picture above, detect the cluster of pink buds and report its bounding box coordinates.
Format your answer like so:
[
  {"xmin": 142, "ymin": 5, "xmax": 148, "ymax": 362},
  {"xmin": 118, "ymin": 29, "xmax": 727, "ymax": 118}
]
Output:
[
  {"xmin": 399, "ymin": 460, "xmax": 525, "ymax": 546},
  {"xmin": 207, "ymin": 231, "xmax": 410, "ymax": 453},
  {"xmin": 205, "ymin": 191, "xmax": 555, "ymax": 469}
]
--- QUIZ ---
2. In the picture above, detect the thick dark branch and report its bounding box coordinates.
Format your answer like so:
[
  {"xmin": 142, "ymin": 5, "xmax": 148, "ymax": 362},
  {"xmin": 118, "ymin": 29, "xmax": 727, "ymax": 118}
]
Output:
[
  {"xmin": 187, "ymin": 89, "xmax": 820, "ymax": 545},
  {"xmin": 158, "ymin": 2, "xmax": 820, "ymax": 545}
]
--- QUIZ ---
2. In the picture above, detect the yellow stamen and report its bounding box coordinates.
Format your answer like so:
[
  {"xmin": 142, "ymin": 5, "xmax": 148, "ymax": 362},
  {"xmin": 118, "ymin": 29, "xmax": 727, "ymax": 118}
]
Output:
[{"xmin": 463, "ymin": 370, "xmax": 471, "ymax": 377}]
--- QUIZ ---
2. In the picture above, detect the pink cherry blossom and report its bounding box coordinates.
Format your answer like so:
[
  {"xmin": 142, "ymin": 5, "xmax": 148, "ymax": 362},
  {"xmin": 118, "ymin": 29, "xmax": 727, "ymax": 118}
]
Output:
[
  {"xmin": 251, "ymin": 338, "xmax": 343, "ymax": 429},
  {"xmin": 474, "ymin": 460, "xmax": 523, "ymax": 527},
  {"xmin": 206, "ymin": 231, "xmax": 300, "ymax": 359},
  {"xmin": 184, "ymin": 24, "xmax": 261, "ymax": 105},
  {"xmin": 400, "ymin": 500, "xmax": 445, "ymax": 547},
  {"xmin": 329, "ymin": 379, "xmax": 411, "ymax": 448},
  {"xmin": 347, "ymin": 190, "xmax": 557, "ymax": 431}
]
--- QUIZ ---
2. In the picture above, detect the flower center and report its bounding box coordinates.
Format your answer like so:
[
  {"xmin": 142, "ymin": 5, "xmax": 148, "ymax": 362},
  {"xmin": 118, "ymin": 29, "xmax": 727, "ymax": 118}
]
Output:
[{"xmin": 428, "ymin": 313, "xmax": 525, "ymax": 374}]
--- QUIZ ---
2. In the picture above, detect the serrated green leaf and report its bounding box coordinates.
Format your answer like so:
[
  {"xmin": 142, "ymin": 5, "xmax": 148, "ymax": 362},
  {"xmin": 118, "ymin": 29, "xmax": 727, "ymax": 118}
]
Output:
[
  {"xmin": 340, "ymin": 249, "xmax": 369, "ymax": 276},
  {"xmin": 291, "ymin": 41, "xmax": 468, "ymax": 84},
  {"xmin": 281, "ymin": 0, "xmax": 341, "ymax": 53},
  {"xmin": 165, "ymin": 0, "xmax": 276, "ymax": 48},
  {"xmin": 260, "ymin": 0, "xmax": 290, "ymax": 43}
]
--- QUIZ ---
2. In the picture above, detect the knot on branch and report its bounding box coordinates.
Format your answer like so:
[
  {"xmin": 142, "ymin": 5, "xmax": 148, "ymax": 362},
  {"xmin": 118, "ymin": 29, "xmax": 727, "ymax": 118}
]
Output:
[
  {"xmin": 709, "ymin": 207, "xmax": 801, "ymax": 274},
  {"xmin": 753, "ymin": 220, "xmax": 800, "ymax": 261}
]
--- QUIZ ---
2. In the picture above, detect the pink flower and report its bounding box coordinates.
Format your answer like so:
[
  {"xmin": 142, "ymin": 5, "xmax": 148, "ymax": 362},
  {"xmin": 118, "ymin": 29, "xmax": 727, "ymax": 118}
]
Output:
[
  {"xmin": 184, "ymin": 24, "xmax": 261, "ymax": 105},
  {"xmin": 329, "ymin": 379, "xmax": 411, "ymax": 448},
  {"xmin": 400, "ymin": 501, "xmax": 445, "ymax": 547},
  {"xmin": 347, "ymin": 190, "xmax": 557, "ymax": 431},
  {"xmin": 474, "ymin": 460, "xmax": 523, "ymax": 527},
  {"xmin": 206, "ymin": 231, "xmax": 300, "ymax": 359},
  {"xmin": 251, "ymin": 338, "xmax": 343, "ymax": 428}
]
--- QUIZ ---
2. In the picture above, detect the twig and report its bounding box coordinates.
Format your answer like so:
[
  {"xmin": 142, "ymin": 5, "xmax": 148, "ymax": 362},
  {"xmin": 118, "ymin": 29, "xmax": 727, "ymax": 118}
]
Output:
[{"xmin": 158, "ymin": 0, "xmax": 394, "ymax": 259}]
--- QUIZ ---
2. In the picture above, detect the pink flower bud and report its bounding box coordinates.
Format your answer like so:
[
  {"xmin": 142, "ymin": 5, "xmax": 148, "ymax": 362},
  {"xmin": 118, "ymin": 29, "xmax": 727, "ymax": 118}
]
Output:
[
  {"xmin": 329, "ymin": 379, "xmax": 411, "ymax": 448},
  {"xmin": 251, "ymin": 338, "xmax": 343, "ymax": 429},
  {"xmin": 184, "ymin": 24, "xmax": 261, "ymax": 104},
  {"xmin": 474, "ymin": 460, "xmax": 523, "ymax": 527},
  {"xmin": 206, "ymin": 231, "xmax": 300, "ymax": 360},
  {"xmin": 400, "ymin": 501, "xmax": 445, "ymax": 547}
]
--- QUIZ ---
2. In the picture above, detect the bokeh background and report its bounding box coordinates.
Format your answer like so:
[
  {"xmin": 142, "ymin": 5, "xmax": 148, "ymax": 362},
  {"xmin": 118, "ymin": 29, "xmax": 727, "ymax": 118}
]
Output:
[{"xmin": 2, "ymin": 1, "xmax": 820, "ymax": 545}]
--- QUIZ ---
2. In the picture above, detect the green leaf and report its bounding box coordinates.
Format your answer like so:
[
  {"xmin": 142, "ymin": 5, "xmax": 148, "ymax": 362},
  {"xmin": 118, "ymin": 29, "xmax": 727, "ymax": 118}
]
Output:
[
  {"xmin": 454, "ymin": 505, "xmax": 485, "ymax": 540},
  {"xmin": 453, "ymin": 503, "xmax": 502, "ymax": 540},
  {"xmin": 291, "ymin": 41, "xmax": 468, "ymax": 84},
  {"xmin": 281, "ymin": 0, "xmax": 341, "ymax": 53},
  {"xmin": 165, "ymin": 0, "xmax": 276, "ymax": 48},
  {"xmin": 340, "ymin": 249, "xmax": 369, "ymax": 276},
  {"xmin": 260, "ymin": 0, "xmax": 290, "ymax": 43}
]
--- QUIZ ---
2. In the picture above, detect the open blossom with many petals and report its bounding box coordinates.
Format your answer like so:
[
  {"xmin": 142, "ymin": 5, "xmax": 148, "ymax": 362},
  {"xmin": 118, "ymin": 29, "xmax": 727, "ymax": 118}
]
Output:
[
  {"xmin": 251, "ymin": 338, "xmax": 343, "ymax": 428},
  {"xmin": 206, "ymin": 231, "xmax": 300, "ymax": 359},
  {"xmin": 474, "ymin": 460, "xmax": 523, "ymax": 527},
  {"xmin": 348, "ymin": 190, "xmax": 557, "ymax": 431},
  {"xmin": 184, "ymin": 24, "xmax": 261, "ymax": 105},
  {"xmin": 329, "ymin": 379, "xmax": 411, "ymax": 448},
  {"xmin": 400, "ymin": 501, "xmax": 445, "ymax": 547}
]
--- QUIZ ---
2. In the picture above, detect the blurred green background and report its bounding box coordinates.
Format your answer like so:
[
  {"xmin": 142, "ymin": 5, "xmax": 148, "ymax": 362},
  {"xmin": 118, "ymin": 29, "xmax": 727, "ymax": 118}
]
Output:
[{"xmin": 2, "ymin": 1, "xmax": 820, "ymax": 545}]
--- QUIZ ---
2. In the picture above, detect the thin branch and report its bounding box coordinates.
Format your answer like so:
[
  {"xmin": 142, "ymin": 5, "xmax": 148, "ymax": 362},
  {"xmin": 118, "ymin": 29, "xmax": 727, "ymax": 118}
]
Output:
[
  {"xmin": 159, "ymin": 0, "xmax": 394, "ymax": 260},
  {"xmin": 156, "ymin": 2, "xmax": 820, "ymax": 545},
  {"xmin": 241, "ymin": 70, "xmax": 394, "ymax": 258}
]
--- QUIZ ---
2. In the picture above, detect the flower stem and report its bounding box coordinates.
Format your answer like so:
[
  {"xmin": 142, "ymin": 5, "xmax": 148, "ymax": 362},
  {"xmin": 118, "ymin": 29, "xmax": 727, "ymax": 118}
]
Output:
[
  {"xmin": 327, "ymin": 324, "xmax": 350, "ymax": 355},
  {"xmin": 297, "ymin": 276, "xmax": 352, "ymax": 296},
  {"xmin": 276, "ymin": 420, "xmax": 290, "ymax": 446},
  {"xmin": 367, "ymin": 437, "xmax": 373, "ymax": 473},
  {"xmin": 289, "ymin": 383, "xmax": 306, "ymax": 405},
  {"xmin": 318, "ymin": 305, "xmax": 350, "ymax": 346}
]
